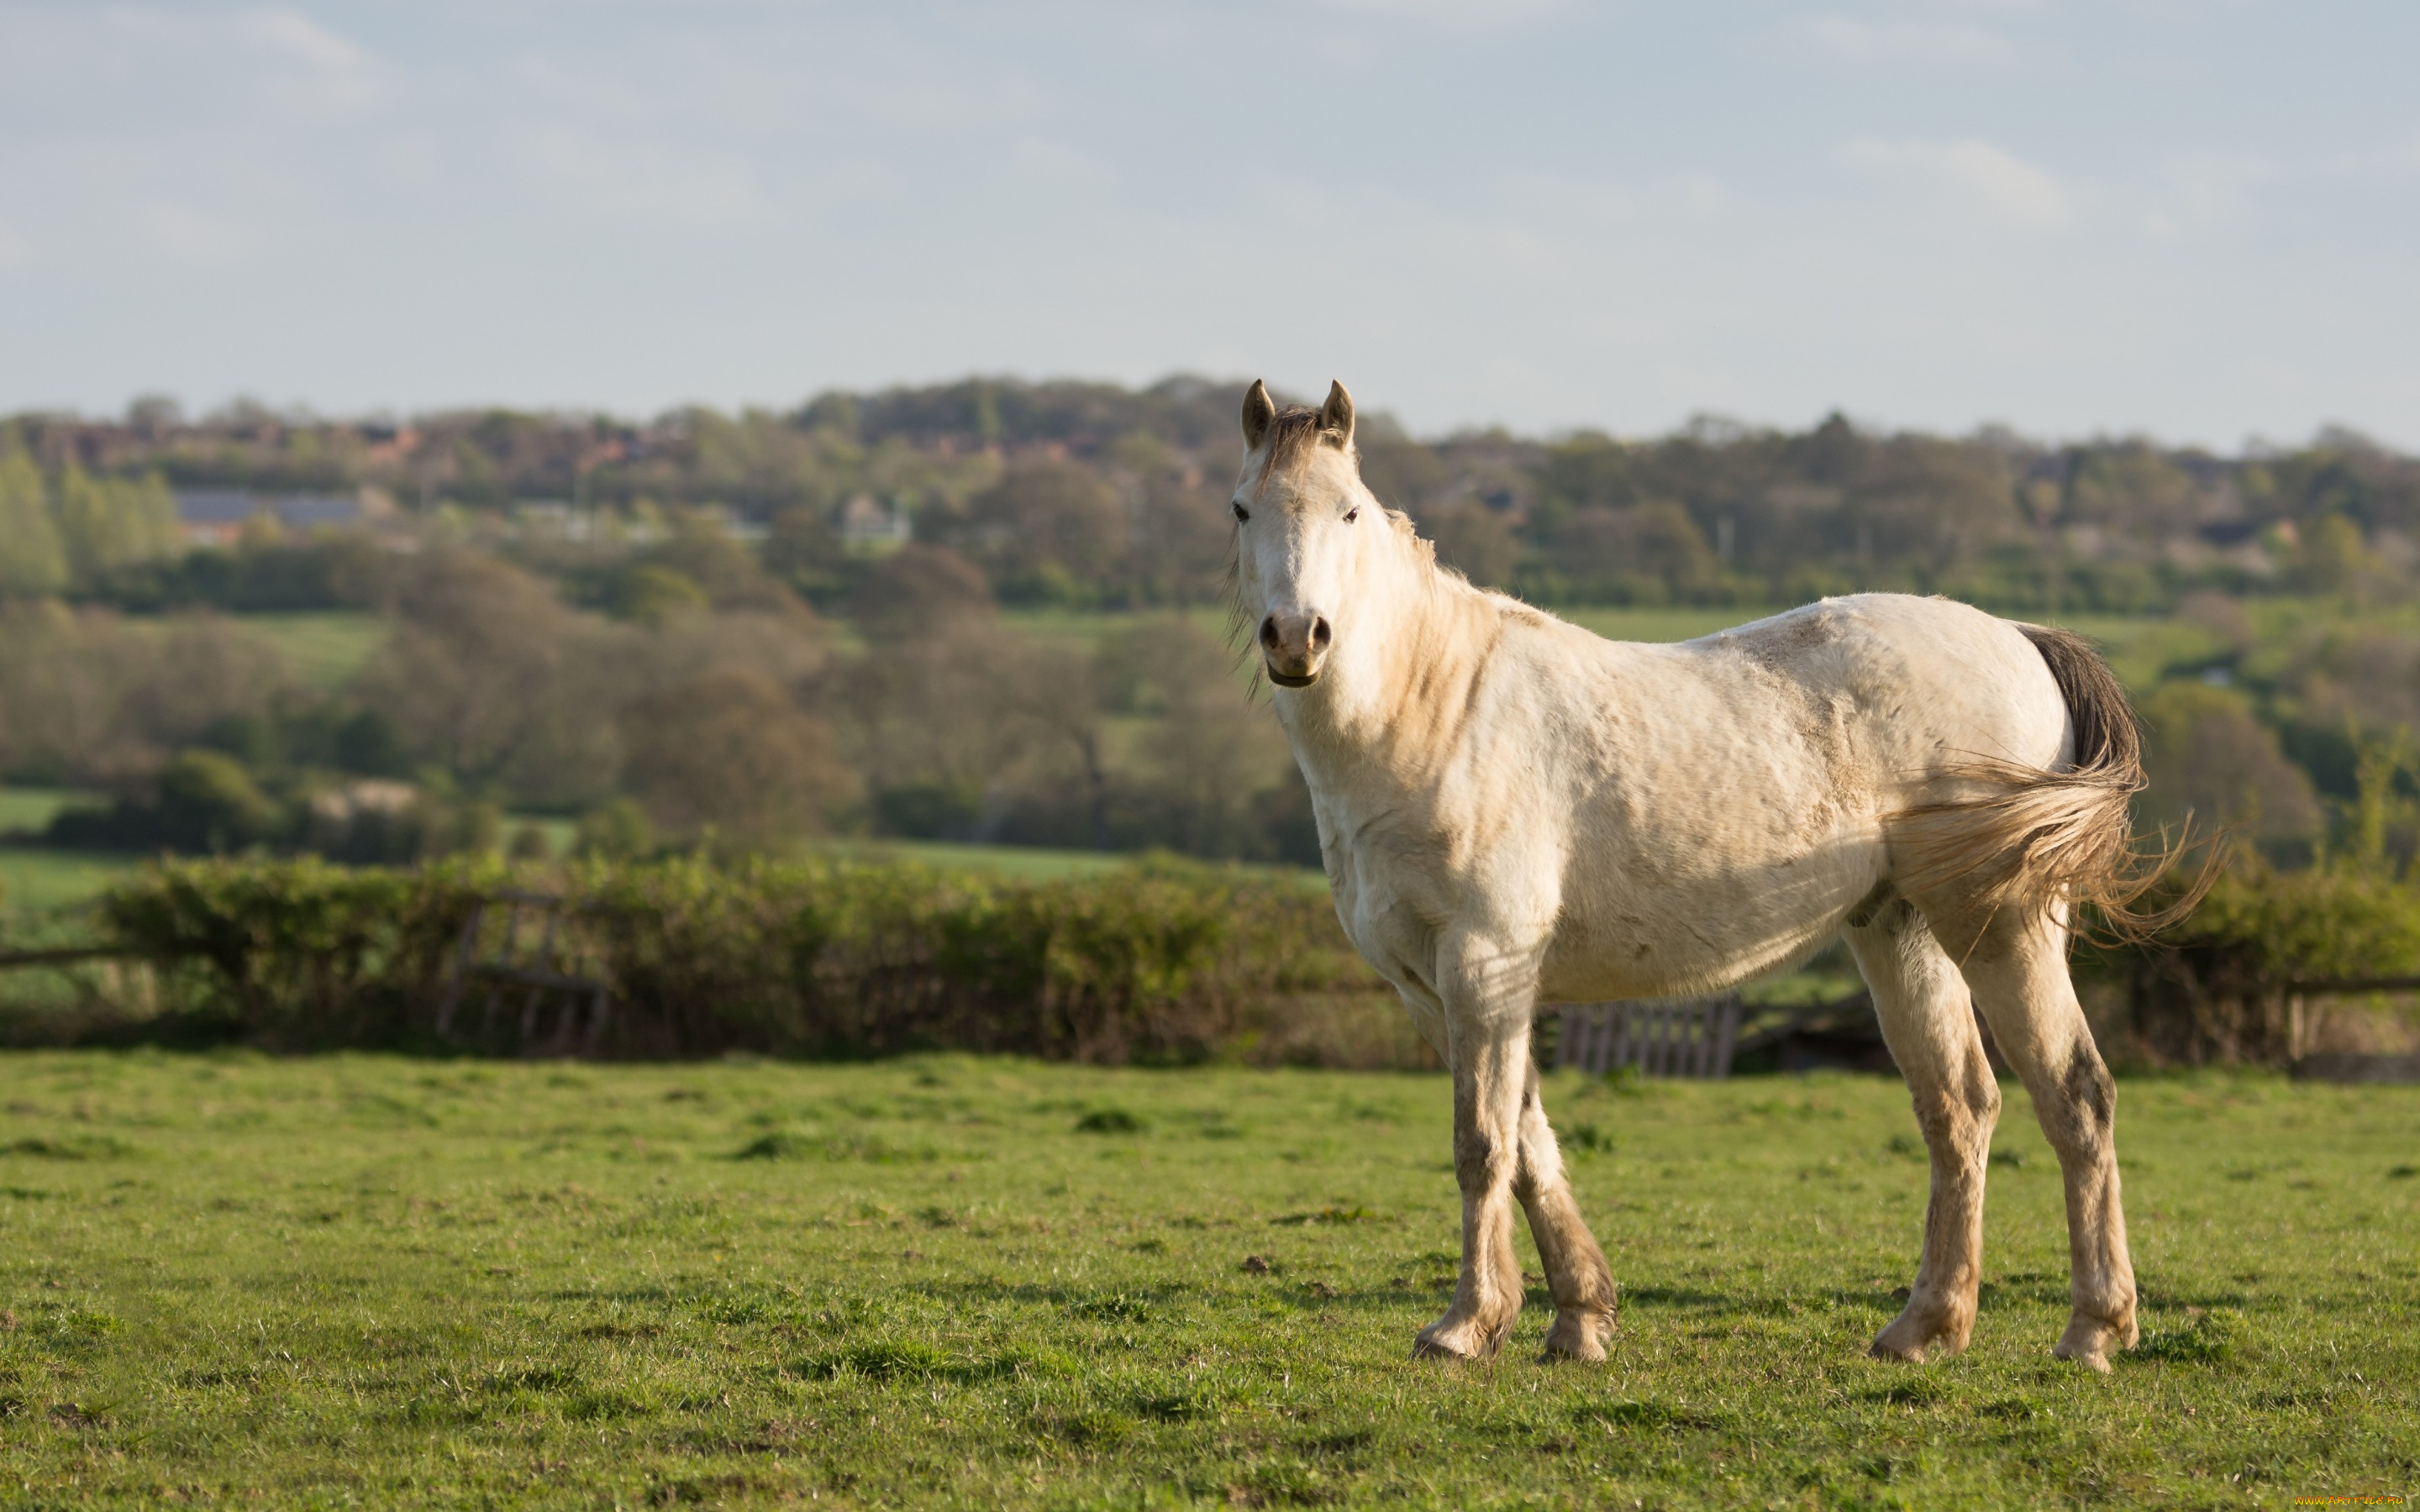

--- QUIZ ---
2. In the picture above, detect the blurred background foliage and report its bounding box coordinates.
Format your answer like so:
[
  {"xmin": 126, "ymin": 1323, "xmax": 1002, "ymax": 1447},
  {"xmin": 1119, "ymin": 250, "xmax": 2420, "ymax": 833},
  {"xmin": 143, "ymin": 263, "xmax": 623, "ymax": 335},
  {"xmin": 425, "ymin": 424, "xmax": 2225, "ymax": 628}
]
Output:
[{"xmin": 3, "ymin": 375, "xmax": 2420, "ymax": 886}]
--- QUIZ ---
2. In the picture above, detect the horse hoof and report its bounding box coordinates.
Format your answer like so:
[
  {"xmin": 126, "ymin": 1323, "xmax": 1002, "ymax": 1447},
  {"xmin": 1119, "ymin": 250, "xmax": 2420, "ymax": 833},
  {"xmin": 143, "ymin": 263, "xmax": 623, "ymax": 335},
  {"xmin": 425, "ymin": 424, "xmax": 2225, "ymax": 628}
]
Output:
[
  {"xmin": 2054, "ymin": 1312, "xmax": 2128, "ymax": 1372},
  {"xmin": 1868, "ymin": 1317, "xmax": 1939, "ymax": 1363},
  {"xmin": 1413, "ymin": 1320, "xmax": 1504, "ymax": 1362},
  {"xmin": 1540, "ymin": 1310, "xmax": 1613, "ymax": 1362},
  {"xmin": 1539, "ymin": 1337, "xmax": 1607, "ymax": 1364}
]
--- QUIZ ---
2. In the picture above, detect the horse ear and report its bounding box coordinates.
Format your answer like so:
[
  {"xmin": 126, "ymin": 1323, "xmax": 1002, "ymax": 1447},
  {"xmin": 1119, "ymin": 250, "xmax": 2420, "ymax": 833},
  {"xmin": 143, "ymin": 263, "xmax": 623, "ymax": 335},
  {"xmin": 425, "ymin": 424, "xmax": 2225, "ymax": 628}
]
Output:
[
  {"xmin": 1241, "ymin": 380, "xmax": 1276, "ymax": 449},
  {"xmin": 1319, "ymin": 380, "xmax": 1355, "ymax": 449}
]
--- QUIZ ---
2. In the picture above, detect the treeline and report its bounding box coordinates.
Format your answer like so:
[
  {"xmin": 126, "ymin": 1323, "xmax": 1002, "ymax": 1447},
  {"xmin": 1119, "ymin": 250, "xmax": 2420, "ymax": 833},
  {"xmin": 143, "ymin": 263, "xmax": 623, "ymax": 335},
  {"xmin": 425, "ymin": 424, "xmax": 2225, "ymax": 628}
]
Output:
[
  {"xmin": 0, "ymin": 536, "xmax": 1310, "ymax": 866},
  {"xmin": 9, "ymin": 377, "xmax": 2420, "ymax": 875},
  {"xmin": 10, "ymin": 377, "xmax": 2420, "ymax": 614}
]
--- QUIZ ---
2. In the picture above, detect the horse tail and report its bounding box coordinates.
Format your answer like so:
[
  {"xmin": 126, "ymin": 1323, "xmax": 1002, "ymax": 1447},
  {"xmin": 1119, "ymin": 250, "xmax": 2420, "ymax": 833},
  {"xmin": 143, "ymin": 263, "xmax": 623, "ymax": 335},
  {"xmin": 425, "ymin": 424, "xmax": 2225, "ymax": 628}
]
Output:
[{"xmin": 1890, "ymin": 624, "xmax": 2207, "ymax": 941}]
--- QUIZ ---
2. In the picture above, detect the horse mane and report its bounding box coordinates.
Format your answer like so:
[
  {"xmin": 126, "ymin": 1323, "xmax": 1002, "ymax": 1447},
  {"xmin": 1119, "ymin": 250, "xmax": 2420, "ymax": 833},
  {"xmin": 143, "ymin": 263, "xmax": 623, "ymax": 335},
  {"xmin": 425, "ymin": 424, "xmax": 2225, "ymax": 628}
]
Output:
[
  {"xmin": 1385, "ymin": 507, "xmax": 1440, "ymax": 579},
  {"xmin": 1259, "ymin": 405, "xmax": 1347, "ymax": 471}
]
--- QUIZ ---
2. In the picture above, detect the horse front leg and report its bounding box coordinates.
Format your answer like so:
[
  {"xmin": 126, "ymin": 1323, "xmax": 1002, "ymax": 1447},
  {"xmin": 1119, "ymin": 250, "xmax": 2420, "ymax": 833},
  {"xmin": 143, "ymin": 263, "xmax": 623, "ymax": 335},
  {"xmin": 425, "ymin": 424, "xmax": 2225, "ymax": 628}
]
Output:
[{"xmin": 1414, "ymin": 1016, "xmax": 1530, "ymax": 1361}]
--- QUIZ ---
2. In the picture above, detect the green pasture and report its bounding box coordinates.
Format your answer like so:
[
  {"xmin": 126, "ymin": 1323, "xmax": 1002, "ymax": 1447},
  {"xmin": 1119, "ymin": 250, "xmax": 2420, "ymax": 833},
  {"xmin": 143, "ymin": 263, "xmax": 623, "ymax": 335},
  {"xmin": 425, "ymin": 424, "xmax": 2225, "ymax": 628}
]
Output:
[
  {"xmin": 818, "ymin": 837, "xmax": 1275, "ymax": 885},
  {"xmin": 1, "ymin": 790, "xmax": 137, "ymax": 929},
  {"xmin": 0, "ymin": 787, "xmax": 86, "ymax": 836},
  {"xmin": 0, "ymin": 848, "xmax": 134, "ymax": 925},
  {"xmin": 0, "ymin": 1054, "xmax": 2410, "ymax": 1508},
  {"xmin": 230, "ymin": 612, "xmax": 390, "ymax": 690}
]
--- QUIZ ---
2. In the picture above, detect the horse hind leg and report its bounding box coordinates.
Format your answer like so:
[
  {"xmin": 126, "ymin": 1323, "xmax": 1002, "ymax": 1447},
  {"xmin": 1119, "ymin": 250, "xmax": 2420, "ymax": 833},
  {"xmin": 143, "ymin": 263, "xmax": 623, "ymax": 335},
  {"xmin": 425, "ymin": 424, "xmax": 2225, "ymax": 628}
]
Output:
[
  {"xmin": 1846, "ymin": 893, "xmax": 2002, "ymax": 1362},
  {"xmin": 1512, "ymin": 1062, "xmax": 1618, "ymax": 1362},
  {"xmin": 1954, "ymin": 910, "xmax": 2139, "ymax": 1372}
]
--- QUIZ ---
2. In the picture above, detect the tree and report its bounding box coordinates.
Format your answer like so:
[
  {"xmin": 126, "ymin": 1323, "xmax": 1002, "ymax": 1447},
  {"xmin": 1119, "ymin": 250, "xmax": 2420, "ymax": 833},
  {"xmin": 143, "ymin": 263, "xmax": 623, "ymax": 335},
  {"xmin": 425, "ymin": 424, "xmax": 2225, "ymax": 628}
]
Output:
[
  {"xmin": 644, "ymin": 511, "xmax": 802, "ymax": 614},
  {"xmin": 2293, "ymin": 514, "xmax": 2375, "ymax": 596},
  {"xmin": 2139, "ymin": 681, "xmax": 2322, "ymax": 857},
  {"xmin": 1417, "ymin": 502, "xmax": 1520, "ymax": 588},
  {"xmin": 1544, "ymin": 502, "xmax": 1716, "ymax": 602},
  {"xmin": 154, "ymin": 749, "xmax": 280, "ymax": 853},
  {"xmin": 0, "ymin": 444, "xmax": 66, "ymax": 598},
  {"xmin": 1534, "ymin": 432, "xmax": 1636, "ymax": 513},
  {"xmin": 52, "ymin": 465, "xmax": 178, "ymax": 587},
  {"xmin": 1121, "ymin": 472, "xmax": 1233, "ymax": 607},
  {"xmin": 618, "ymin": 672, "xmax": 855, "ymax": 842},
  {"xmin": 835, "ymin": 621, "xmax": 1068, "ymax": 841},
  {"xmin": 609, "ymin": 564, "xmax": 711, "ymax": 625},
  {"xmin": 1108, "ymin": 617, "xmax": 1290, "ymax": 857},
  {"xmin": 955, "ymin": 459, "xmax": 1126, "ymax": 603},
  {"xmin": 0, "ymin": 603, "xmax": 288, "ymax": 785},
  {"xmin": 845, "ymin": 544, "xmax": 995, "ymax": 643},
  {"xmin": 350, "ymin": 549, "xmax": 616, "ymax": 803},
  {"xmin": 573, "ymin": 797, "xmax": 655, "ymax": 858}
]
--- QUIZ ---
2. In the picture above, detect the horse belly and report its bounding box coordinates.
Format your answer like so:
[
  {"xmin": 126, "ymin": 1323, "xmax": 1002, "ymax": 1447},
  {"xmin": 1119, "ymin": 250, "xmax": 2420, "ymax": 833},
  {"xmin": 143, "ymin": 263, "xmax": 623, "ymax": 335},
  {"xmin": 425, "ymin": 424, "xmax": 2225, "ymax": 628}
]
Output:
[{"xmin": 1539, "ymin": 774, "xmax": 1883, "ymax": 1002}]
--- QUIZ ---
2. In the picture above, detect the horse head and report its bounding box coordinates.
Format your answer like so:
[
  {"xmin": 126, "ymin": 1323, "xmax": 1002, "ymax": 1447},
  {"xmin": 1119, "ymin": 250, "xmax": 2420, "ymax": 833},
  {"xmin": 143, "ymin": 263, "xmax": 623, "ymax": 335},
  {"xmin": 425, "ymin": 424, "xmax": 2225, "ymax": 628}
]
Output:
[{"xmin": 1232, "ymin": 378, "xmax": 1394, "ymax": 690}]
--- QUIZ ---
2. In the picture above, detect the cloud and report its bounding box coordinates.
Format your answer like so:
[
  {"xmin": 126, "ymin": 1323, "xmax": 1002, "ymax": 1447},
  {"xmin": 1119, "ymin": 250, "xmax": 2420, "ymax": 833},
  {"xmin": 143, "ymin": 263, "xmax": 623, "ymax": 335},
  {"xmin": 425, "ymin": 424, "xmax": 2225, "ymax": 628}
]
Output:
[
  {"xmin": 234, "ymin": 8, "xmax": 395, "ymax": 120},
  {"xmin": 0, "ymin": 218, "xmax": 29, "ymax": 272},
  {"xmin": 1789, "ymin": 15, "xmax": 2020, "ymax": 66},
  {"xmin": 1837, "ymin": 137, "xmax": 2074, "ymax": 228},
  {"xmin": 237, "ymin": 8, "xmax": 368, "ymax": 71}
]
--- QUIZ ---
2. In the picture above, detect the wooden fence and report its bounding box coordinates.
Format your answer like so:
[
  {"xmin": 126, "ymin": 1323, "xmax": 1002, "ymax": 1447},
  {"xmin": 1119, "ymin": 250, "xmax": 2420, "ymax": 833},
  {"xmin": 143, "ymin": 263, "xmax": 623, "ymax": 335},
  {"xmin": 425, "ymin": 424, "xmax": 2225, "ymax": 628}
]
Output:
[
  {"xmin": 435, "ymin": 891, "xmax": 613, "ymax": 1056},
  {"xmin": 1551, "ymin": 995, "xmax": 1744, "ymax": 1079}
]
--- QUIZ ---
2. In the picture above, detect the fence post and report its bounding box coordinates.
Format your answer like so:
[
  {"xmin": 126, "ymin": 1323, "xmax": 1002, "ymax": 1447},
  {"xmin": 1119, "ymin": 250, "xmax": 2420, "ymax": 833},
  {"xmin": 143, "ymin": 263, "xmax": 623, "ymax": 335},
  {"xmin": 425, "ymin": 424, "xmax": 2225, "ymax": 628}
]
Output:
[
  {"xmin": 1711, "ymin": 993, "xmax": 1740, "ymax": 1079},
  {"xmin": 437, "ymin": 902, "xmax": 485, "ymax": 1042}
]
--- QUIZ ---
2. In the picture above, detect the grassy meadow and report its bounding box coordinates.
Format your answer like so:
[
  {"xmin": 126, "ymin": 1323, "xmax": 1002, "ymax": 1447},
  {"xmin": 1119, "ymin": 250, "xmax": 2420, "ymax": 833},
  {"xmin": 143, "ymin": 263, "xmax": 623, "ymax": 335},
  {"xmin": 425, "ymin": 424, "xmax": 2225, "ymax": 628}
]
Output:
[
  {"xmin": 0, "ymin": 1053, "xmax": 2412, "ymax": 1508},
  {"xmin": 231, "ymin": 612, "xmax": 393, "ymax": 691},
  {"xmin": 0, "ymin": 785, "xmax": 133, "ymax": 932}
]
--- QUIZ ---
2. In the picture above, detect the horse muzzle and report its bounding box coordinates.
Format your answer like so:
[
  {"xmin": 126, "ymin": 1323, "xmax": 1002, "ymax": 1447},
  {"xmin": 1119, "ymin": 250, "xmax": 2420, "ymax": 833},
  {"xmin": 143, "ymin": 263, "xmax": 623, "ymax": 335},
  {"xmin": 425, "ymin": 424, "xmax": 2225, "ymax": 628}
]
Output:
[{"xmin": 1260, "ymin": 612, "xmax": 1331, "ymax": 690}]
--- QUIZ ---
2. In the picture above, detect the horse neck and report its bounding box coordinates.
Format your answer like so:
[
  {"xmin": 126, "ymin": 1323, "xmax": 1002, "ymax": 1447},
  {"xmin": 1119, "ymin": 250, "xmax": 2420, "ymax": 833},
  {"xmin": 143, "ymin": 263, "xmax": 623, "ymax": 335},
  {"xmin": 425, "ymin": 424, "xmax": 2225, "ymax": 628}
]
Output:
[{"xmin": 1286, "ymin": 547, "xmax": 1501, "ymax": 781}]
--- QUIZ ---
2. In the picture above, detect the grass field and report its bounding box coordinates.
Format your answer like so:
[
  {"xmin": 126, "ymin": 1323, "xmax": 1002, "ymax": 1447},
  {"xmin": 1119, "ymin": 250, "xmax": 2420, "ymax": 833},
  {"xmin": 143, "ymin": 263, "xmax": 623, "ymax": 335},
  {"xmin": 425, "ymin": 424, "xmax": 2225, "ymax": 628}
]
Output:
[
  {"xmin": 1, "ymin": 790, "xmax": 138, "ymax": 931},
  {"xmin": 0, "ymin": 1054, "xmax": 2411, "ymax": 1507},
  {"xmin": 229, "ymin": 612, "xmax": 391, "ymax": 690},
  {"xmin": 0, "ymin": 848, "xmax": 134, "ymax": 923}
]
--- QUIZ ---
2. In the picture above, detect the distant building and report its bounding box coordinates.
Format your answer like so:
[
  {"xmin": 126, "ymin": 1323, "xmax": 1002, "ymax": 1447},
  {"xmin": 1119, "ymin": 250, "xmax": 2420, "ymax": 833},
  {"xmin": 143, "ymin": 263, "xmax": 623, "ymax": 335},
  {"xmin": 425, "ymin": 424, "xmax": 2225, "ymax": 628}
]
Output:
[
  {"xmin": 175, "ymin": 490, "xmax": 361, "ymax": 547},
  {"xmin": 513, "ymin": 499, "xmax": 590, "ymax": 543},
  {"xmin": 838, "ymin": 494, "xmax": 912, "ymax": 548}
]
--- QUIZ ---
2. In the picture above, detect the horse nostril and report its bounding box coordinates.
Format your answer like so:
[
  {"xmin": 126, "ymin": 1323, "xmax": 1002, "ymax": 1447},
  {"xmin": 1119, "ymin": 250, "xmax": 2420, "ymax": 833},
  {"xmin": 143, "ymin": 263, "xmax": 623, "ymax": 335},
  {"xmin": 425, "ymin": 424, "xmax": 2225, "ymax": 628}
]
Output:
[
  {"xmin": 1259, "ymin": 615, "xmax": 1281, "ymax": 650},
  {"xmin": 1311, "ymin": 617, "xmax": 1333, "ymax": 651}
]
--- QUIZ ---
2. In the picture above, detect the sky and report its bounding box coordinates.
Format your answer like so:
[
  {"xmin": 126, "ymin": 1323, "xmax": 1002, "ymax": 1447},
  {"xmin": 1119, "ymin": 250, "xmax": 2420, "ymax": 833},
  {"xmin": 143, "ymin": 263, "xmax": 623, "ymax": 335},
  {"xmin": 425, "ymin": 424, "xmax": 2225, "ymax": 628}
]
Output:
[{"xmin": 1, "ymin": 2, "xmax": 2416, "ymax": 449}]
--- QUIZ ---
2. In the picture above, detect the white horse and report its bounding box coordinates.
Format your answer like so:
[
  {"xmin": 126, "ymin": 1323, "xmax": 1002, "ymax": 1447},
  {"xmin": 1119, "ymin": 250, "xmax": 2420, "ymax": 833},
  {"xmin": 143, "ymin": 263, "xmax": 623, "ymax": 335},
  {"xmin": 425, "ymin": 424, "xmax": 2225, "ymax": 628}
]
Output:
[{"xmin": 1231, "ymin": 379, "xmax": 2167, "ymax": 1371}]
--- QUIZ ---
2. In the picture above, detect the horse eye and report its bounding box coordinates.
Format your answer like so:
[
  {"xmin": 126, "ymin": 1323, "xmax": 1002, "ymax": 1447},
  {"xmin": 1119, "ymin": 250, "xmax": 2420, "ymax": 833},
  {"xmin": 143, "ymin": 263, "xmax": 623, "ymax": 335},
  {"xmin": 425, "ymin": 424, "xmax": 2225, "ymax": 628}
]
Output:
[
  {"xmin": 1344, "ymin": 507, "xmax": 1359, "ymax": 522},
  {"xmin": 1232, "ymin": 502, "xmax": 1249, "ymax": 522}
]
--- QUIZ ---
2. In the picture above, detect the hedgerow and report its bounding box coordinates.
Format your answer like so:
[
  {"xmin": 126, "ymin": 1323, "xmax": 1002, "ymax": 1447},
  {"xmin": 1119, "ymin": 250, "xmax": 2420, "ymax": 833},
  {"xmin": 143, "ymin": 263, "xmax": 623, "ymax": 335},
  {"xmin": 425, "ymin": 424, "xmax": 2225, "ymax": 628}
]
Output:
[
  {"xmin": 2099, "ymin": 859, "xmax": 2420, "ymax": 1064},
  {"xmin": 40, "ymin": 847, "xmax": 2420, "ymax": 1068},
  {"xmin": 85, "ymin": 854, "xmax": 1387, "ymax": 1062}
]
